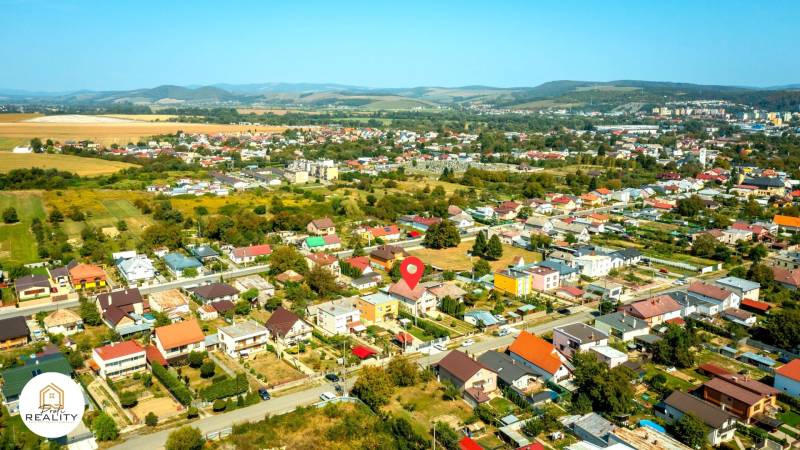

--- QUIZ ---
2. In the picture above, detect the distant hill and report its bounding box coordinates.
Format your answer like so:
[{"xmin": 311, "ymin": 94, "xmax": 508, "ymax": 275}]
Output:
[{"xmin": 2, "ymin": 80, "xmax": 799, "ymax": 111}]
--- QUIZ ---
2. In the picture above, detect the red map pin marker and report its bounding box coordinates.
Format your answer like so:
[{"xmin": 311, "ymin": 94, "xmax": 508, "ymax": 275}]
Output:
[{"xmin": 399, "ymin": 256, "xmax": 425, "ymax": 290}]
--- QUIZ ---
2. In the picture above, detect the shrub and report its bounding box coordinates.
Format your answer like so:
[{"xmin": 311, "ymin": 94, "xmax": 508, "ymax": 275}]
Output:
[
  {"xmin": 187, "ymin": 406, "xmax": 199, "ymax": 419},
  {"xmin": 200, "ymin": 361, "xmax": 216, "ymax": 378},
  {"xmin": 119, "ymin": 391, "xmax": 138, "ymax": 408},
  {"xmin": 212, "ymin": 399, "xmax": 226, "ymax": 411},
  {"xmin": 145, "ymin": 412, "xmax": 158, "ymax": 427},
  {"xmin": 152, "ymin": 362, "xmax": 193, "ymax": 405},
  {"xmin": 200, "ymin": 373, "xmax": 248, "ymax": 401}
]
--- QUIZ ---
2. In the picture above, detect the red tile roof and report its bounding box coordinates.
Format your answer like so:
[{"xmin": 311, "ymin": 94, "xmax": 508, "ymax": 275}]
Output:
[
  {"xmin": 145, "ymin": 344, "xmax": 167, "ymax": 366},
  {"xmin": 459, "ymin": 436, "xmax": 483, "ymax": 450},
  {"xmin": 344, "ymin": 256, "xmax": 370, "ymax": 272},
  {"xmin": 776, "ymin": 359, "xmax": 800, "ymax": 382},
  {"xmin": 624, "ymin": 295, "xmax": 682, "ymax": 319},
  {"xmin": 232, "ymin": 244, "xmax": 272, "ymax": 259},
  {"xmin": 155, "ymin": 319, "xmax": 204, "ymax": 350},
  {"xmin": 351, "ymin": 345, "xmax": 377, "ymax": 359},
  {"xmin": 773, "ymin": 267, "xmax": 800, "ymax": 288},
  {"xmin": 688, "ymin": 282, "xmax": 734, "ymax": 301},
  {"xmin": 388, "ymin": 279, "xmax": 426, "ymax": 301},
  {"xmin": 508, "ymin": 331, "xmax": 562, "ymax": 375},
  {"xmin": 94, "ymin": 340, "xmax": 144, "ymax": 361},
  {"xmin": 740, "ymin": 298, "xmax": 771, "ymax": 312}
]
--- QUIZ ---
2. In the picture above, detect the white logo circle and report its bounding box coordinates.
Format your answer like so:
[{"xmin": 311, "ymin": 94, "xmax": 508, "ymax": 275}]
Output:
[{"xmin": 19, "ymin": 372, "xmax": 85, "ymax": 438}]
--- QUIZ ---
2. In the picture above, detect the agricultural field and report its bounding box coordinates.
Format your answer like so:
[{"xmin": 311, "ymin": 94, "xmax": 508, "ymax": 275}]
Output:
[
  {"xmin": 0, "ymin": 153, "xmax": 137, "ymax": 176},
  {"xmin": 0, "ymin": 117, "xmax": 287, "ymax": 145},
  {"xmin": 100, "ymin": 114, "xmax": 179, "ymax": 122},
  {"xmin": 0, "ymin": 113, "xmax": 43, "ymax": 123},
  {"xmin": 410, "ymin": 241, "xmax": 542, "ymax": 272},
  {"xmin": 0, "ymin": 191, "xmax": 46, "ymax": 265},
  {"xmin": 42, "ymin": 190, "xmax": 155, "ymax": 238}
]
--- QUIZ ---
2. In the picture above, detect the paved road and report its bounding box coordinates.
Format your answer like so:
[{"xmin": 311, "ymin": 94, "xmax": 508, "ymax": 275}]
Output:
[
  {"xmin": 111, "ymin": 379, "xmax": 350, "ymax": 450},
  {"xmin": 0, "ymin": 299, "xmax": 81, "ymax": 320}
]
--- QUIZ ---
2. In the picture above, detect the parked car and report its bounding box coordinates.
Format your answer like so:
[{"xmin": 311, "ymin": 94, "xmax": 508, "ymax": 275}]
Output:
[
  {"xmin": 259, "ymin": 387, "xmax": 271, "ymax": 401},
  {"xmin": 461, "ymin": 339, "xmax": 475, "ymax": 347},
  {"xmin": 320, "ymin": 391, "xmax": 337, "ymax": 401},
  {"xmin": 497, "ymin": 328, "xmax": 511, "ymax": 337},
  {"xmin": 557, "ymin": 308, "xmax": 571, "ymax": 315},
  {"xmin": 334, "ymin": 384, "xmax": 344, "ymax": 395},
  {"xmin": 325, "ymin": 373, "xmax": 340, "ymax": 382}
]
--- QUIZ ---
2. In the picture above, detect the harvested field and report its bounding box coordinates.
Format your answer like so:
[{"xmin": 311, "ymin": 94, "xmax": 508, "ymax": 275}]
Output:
[
  {"xmin": 101, "ymin": 114, "xmax": 179, "ymax": 122},
  {"xmin": 0, "ymin": 153, "xmax": 136, "ymax": 176},
  {"xmin": 0, "ymin": 113, "xmax": 43, "ymax": 123},
  {"xmin": 0, "ymin": 119, "xmax": 287, "ymax": 145}
]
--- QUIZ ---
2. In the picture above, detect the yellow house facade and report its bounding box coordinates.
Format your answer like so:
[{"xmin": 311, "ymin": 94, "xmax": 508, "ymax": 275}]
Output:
[
  {"xmin": 493, "ymin": 269, "xmax": 531, "ymax": 297},
  {"xmin": 357, "ymin": 292, "xmax": 399, "ymax": 323}
]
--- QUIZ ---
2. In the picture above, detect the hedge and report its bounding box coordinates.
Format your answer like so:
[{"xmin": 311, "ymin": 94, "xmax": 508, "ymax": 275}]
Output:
[
  {"xmin": 152, "ymin": 362, "xmax": 192, "ymax": 405},
  {"xmin": 201, "ymin": 373, "xmax": 248, "ymax": 401},
  {"xmin": 736, "ymin": 423, "xmax": 787, "ymax": 446}
]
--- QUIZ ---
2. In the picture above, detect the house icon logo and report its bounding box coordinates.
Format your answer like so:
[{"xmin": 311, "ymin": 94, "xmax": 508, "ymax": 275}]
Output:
[
  {"xmin": 39, "ymin": 383, "xmax": 65, "ymax": 410},
  {"xmin": 19, "ymin": 372, "xmax": 84, "ymax": 438}
]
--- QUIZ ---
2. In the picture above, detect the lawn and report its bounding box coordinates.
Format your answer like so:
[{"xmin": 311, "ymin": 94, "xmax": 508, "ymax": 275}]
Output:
[
  {"xmin": 694, "ymin": 349, "xmax": 769, "ymax": 380},
  {"xmin": 780, "ymin": 410, "xmax": 800, "ymax": 427},
  {"xmin": 245, "ymin": 351, "xmax": 304, "ymax": 388},
  {"xmin": 0, "ymin": 153, "xmax": 136, "ymax": 176},
  {"xmin": 410, "ymin": 241, "xmax": 542, "ymax": 272},
  {"xmin": 0, "ymin": 191, "xmax": 46, "ymax": 265}
]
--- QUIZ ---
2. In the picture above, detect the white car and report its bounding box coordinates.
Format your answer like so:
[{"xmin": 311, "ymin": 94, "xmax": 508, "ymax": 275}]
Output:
[
  {"xmin": 461, "ymin": 339, "xmax": 475, "ymax": 347},
  {"xmin": 320, "ymin": 391, "xmax": 337, "ymax": 401},
  {"xmin": 433, "ymin": 343, "xmax": 447, "ymax": 352},
  {"xmin": 497, "ymin": 328, "xmax": 511, "ymax": 337}
]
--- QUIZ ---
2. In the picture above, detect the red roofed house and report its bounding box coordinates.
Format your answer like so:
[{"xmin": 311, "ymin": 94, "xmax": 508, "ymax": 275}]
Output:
[
  {"xmin": 775, "ymin": 359, "xmax": 800, "ymax": 397},
  {"xmin": 508, "ymin": 331, "xmax": 569, "ymax": 382},
  {"xmin": 369, "ymin": 244, "xmax": 408, "ymax": 270},
  {"xmin": 387, "ymin": 279, "xmax": 437, "ymax": 316},
  {"xmin": 361, "ymin": 224, "xmax": 401, "ymax": 242},
  {"xmin": 307, "ymin": 217, "xmax": 336, "ymax": 235},
  {"xmin": 688, "ymin": 281, "xmax": 741, "ymax": 310},
  {"xmin": 773, "ymin": 267, "xmax": 800, "ymax": 290},
  {"xmin": 343, "ymin": 256, "xmax": 373, "ymax": 275},
  {"xmin": 700, "ymin": 377, "xmax": 778, "ymax": 423},
  {"xmin": 740, "ymin": 298, "xmax": 771, "ymax": 314},
  {"xmin": 556, "ymin": 286, "xmax": 585, "ymax": 302},
  {"xmin": 92, "ymin": 340, "xmax": 146, "ymax": 379},
  {"xmin": 228, "ymin": 244, "xmax": 272, "ymax": 264},
  {"xmin": 305, "ymin": 252, "xmax": 341, "ymax": 276},
  {"xmin": 459, "ymin": 436, "xmax": 483, "ymax": 450},
  {"xmin": 621, "ymin": 295, "xmax": 682, "ymax": 326}
]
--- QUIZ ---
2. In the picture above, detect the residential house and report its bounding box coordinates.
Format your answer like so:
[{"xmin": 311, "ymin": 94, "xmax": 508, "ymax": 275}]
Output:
[
  {"xmin": 553, "ymin": 323, "xmax": 609, "ymax": 359},
  {"xmin": 774, "ymin": 214, "xmax": 800, "ymax": 232},
  {"xmin": 688, "ymin": 281, "xmax": 741, "ymax": 310},
  {"xmin": 716, "ymin": 276, "xmax": 761, "ymax": 301},
  {"xmin": 342, "ymin": 256, "xmax": 373, "ymax": 276},
  {"xmin": 307, "ymin": 217, "xmax": 336, "ymax": 235},
  {"xmin": 188, "ymin": 244, "xmax": 219, "ymax": 262},
  {"xmin": 163, "ymin": 252, "xmax": 203, "ymax": 276},
  {"xmin": 0, "ymin": 317, "xmax": 29, "ymax": 350},
  {"xmin": 427, "ymin": 282, "xmax": 468, "ymax": 304},
  {"xmin": 621, "ymin": 295, "xmax": 683, "ymax": 326},
  {"xmin": 303, "ymin": 234, "xmax": 342, "ymax": 252},
  {"xmin": 700, "ymin": 377, "xmax": 778, "ymax": 423},
  {"xmin": 398, "ymin": 215, "xmax": 442, "ymax": 231},
  {"xmin": 92, "ymin": 340, "xmax": 147, "ymax": 379},
  {"xmin": 508, "ymin": 331, "xmax": 570, "ymax": 382},
  {"xmin": 357, "ymin": 292, "xmax": 399, "ymax": 323},
  {"xmin": 722, "ymin": 308, "xmax": 757, "ymax": 327},
  {"xmin": 574, "ymin": 254, "xmax": 612, "ymax": 277},
  {"xmin": 305, "ymin": 252, "xmax": 341, "ymax": 276},
  {"xmin": 264, "ymin": 306, "xmax": 312, "ymax": 347},
  {"xmin": 96, "ymin": 289, "xmax": 145, "ymax": 331},
  {"xmin": 561, "ymin": 413, "xmax": 615, "ymax": 448},
  {"xmin": 153, "ymin": 319, "xmax": 206, "ymax": 363},
  {"xmin": 232, "ymin": 275, "xmax": 275, "ymax": 306},
  {"xmin": 552, "ymin": 220, "xmax": 590, "ymax": 242},
  {"xmin": 593, "ymin": 312, "xmax": 650, "ymax": 342},
  {"xmin": 115, "ymin": 254, "xmax": 156, "ymax": 285},
  {"xmin": 1, "ymin": 352, "xmax": 72, "ymax": 414},
  {"xmin": 538, "ymin": 260, "xmax": 580, "ymax": 283},
  {"xmin": 387, "ymin": 279, "xmax": 438, "ymax": 316},
  {"xmin": 556, "ymin": 286, "xmax": 586, "ymax": 302},
  {"xmin": 774, "ymin": 359, "xmax": 800, "ymax": 397},
  {"xmin": 464, "ymin": 310, "xmax": 500, "ymax": 328},
  {"xmin": 14, "ymin": 274, "xmax": 52, "ymax": 301},
  {"xmin": 586, "ymin": 280, "xmax": 624, "ymax": 301},
  {"xmin": 351, "ymin": 272, "xmax": 382, "ymax": 290},
  {"xmin": 611, "ymin": 249, "xmax": 642, "ymax": 267},
  {"xmin": 228, "ymin": 244, "xmax": 272, "ymax": 265},
  {"xmin": 48, "ymin": 262, "xmax": 75, "ymax": 288},
  {"xmin": 656, "ymin": 391, "xmax": 737, "ymax": 446},
  {"xmin": 42, "ymin": 309, "xmax": 82, "ymax": 336},
  {"xmin": 218, "ymin": 320, "xmax": 268, "ymax": 358},
  {"xmin": 188, "ymin": 283, "xmax": 239, "ymax": 303},
  {"xmin": 69, "ymin": 263, "xmax": 107, "ymax": 290},
  {"xmin": 524, "ymin": 217, "xmax": 554, "ymax": 234},
  {"xmin": 360, "ymin": 224, "xmax": 402, "ymax": 242},
  {"xmin": 478, "ymin": 350, "xmax": 538, "ymax": 391},
  {"xmin": 315, "ymin": 298, "xmax": 363, "ymax": 335},
  {"xmin": 148, "ymin": 289, "xmax": 190, "ymax": 319},
  {"xmin": 772, "ymin": 266, "xmax": 800, "ymax": 290},
  {"xmin": 436, "ymin": 350, "xmax": 497, "ymax": 407},
  {"xmin": 198, "ymin": 304, "xmax": 218, "ymax": 321},
  {"xmin": 449, "ymin": 213, "xmax": 475, "ymax": 231},
  {"xmin": 369, "ymin": 245, "xmax": 408, "ymax": 270}
]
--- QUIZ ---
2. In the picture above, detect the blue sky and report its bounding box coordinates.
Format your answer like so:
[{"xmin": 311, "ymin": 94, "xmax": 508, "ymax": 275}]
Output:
[{"xmin": 1, "ymin": 0, "xmax": 799, "ymax": 91}]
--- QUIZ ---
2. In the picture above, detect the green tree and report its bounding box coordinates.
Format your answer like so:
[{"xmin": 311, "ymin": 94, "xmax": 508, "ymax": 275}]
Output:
[
  {"xmin": 79, "ymin": 297, "xmax": 102, "ymax": 326},
  {"xmin": 187, "ymin": 351, "xmax": 205, "ymax": 368},
  {"xmin": 472, "ymin": 231, "xmax": 487, "ymax": 257},
  {"xmin": 116, "ymin": 220, "xmax": 128, "ymax": 232},
  {"xmin": 676, "ymin": 195, "xmax": 704, "ymax": 217},
  {"xmin": 691, "ymin": 234, "xmax": 718, "ymax": 258},
  {"xmin": 165, "ymin": 426, "xmax": 204, "ymax": 450},
  {"xmin": 49, "ymin": 208, "xmax": 64, "ymax": 223},
  {"xmin": 652, "ymin": 324, "xmax": 695, "ymax": 368},
  {"xmin": 351, "ymin": 366, "xmax": 395, "ymax": 411},
  {"xmin": 433, "ymin": 422, "xmax": 460, "ymax": 450},
  {"xmin": 485, "ymin": 234, "xmax": 503, "ymax": 260},
  {"xmin": 747, "ymin": 263, "xmax": 774, "ymax": 286},
  {"xmin": 268, "ymin": 245, "xmax": 308, "ymax": 275},
  {"xmin": 200, "ymin": 361, "xmax": 216, "ymax": 378},
  {"xmin": 422, "ymin": 220, "xmax": 461, "ymax": 249},
  {"xmin": 473, "ymin": 258, "xmax": 492, "ymax": 278},
  {"xmin": 672, "ymin": 413, "xmax": 708, "ymax": 449},
  {"xmin": 441, "ymin": 380, "xmax": 461, "ymax": 400},
  {"xmin": 92, "ymin": 413, "xmax": 119, "ymax": 441},
  {"xmin": 144, "ymin": 412, "xmax": 158, "ymax": 427},
  {"xmin": 571, "ymin": 350, "xmax": 635, "ymax": 416},
  {"xmin": 182, "ymin": 267, "xmax": 198, "ymax": 277},
  {"xmin": 119, "ymin": 391, "xmax": 138, "ymax": 408},
  {"xmin": 2, "ymin": 207, "xmax": 18, "ymax": 224},
  {"xmin": 307, "ymin": 264, "xmax": 338, "ymax": 298},
  {"xmin": 385, "ymin": 357, "xmax": 419, "ymax": 387}
]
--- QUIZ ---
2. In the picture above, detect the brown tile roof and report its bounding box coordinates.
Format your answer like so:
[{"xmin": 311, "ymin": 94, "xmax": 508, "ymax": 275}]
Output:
[
  {"xmin": 437, "ymin": 350, "xmax": 489, "ymax": 383},
  {"xmin": 310, "ymin": 217, "xmax": 335, "ymax": 229},
  {"xmin": 190, "ymin": 283, "xmax": 239, "ymax": 300},
  {"xmin": 388, "ymin": 279, "xmax": 426, "ymax": 301},
  {"xmin": 154, "ymin": 319, "xmax": 204, "ymax": 350},
  {"xmin": 773, "ymin": 267, "xmax": 800, "ymax": 288},
  {"xmin": 623, "ymin": 295, "xmax": 682, "ymax": 319},
  {"xmin": 688, "ymin": 282, "xmax": 734, "ymax": 301},
  {"xmin": 264, "ymin": 306, "xmax": 301, "ymax": 338},
  {"xmin": 664, "ymin": 390, "xmax": 736, "ymax": 429},
  {"xmin": 370, "ymin": 244, "xmax": 408, "ymax": 261},
  {"xmin": 0, "ymin": 317, "xmax": 29, "ymax": 341},
  {"xmin": 703, "ymin": 377, "xmax": 762, "ymax": 406}
]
